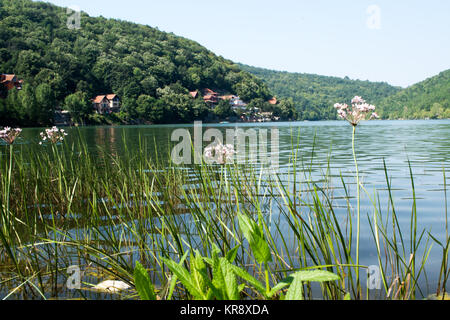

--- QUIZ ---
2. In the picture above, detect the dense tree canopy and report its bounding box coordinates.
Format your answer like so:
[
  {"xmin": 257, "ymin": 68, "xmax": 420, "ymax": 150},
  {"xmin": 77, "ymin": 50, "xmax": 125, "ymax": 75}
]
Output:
[
  {"xmin": 239, "ymin": 64, "xmax": 402, "ymax": 120},
  {"xmin": 377, "ymin": 70, "xmax": 450, "ymax": 119},
  {"xmin": 240, "ymin": 64, "xmax": 450, "ymax": 120}
]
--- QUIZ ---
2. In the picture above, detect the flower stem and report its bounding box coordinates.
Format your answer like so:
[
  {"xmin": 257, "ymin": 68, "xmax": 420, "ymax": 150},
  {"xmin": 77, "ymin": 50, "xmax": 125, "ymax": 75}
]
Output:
[
  {"xmin": 352, "ymin": 125, "xmax": 361, "ymax": 298},
  {"xmin": 264, "ymin": 262, "xmax": 270, "ymax": 296},
  {"xmin": 3, "ymin": 144, "xmax": 13, "ymax": 236}
]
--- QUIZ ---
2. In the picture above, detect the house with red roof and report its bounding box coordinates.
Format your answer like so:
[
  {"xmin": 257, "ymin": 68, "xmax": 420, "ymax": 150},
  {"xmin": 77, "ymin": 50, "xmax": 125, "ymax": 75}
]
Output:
[
  {"xmin": 1, "ymin": 74, "xmax": 23, "ymax": 92},
  {"xmin": 92, "ymin": 94, "xmax": 120, "ymax": 114},
  {"xmin": 202, "ymin": 88, "xmax": 219, "ymax": 105}
]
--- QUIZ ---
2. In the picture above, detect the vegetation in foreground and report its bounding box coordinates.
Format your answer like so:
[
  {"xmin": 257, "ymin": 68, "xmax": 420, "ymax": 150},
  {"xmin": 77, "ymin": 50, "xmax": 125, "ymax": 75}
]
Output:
[{"xmin": 0, "ymin": 122, "xmax": 448, "ymax": 300}]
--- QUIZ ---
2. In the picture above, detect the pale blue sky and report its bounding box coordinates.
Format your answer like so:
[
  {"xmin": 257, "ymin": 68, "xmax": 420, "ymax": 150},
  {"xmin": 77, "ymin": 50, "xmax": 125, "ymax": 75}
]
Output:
[{"xmin": 36, "ymin": 0, "xmax": 450, "ymax": 88}]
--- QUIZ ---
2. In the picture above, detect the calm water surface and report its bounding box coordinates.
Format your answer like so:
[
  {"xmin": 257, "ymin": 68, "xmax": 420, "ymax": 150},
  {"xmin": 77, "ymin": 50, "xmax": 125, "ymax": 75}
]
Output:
[{"xmin": 16, "ymin": 120, "xmax": 450, "ymax": 297}]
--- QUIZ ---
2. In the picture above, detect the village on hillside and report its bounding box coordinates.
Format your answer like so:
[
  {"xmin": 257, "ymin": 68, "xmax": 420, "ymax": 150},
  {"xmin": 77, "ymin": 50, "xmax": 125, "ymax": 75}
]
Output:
[
  {"xmin": 89, "ymin": 88, "xmax": 279, "ymax": 122},
  {"xmin": 1, "ymin": 75, "xmax": 280, "ymax": 125}
]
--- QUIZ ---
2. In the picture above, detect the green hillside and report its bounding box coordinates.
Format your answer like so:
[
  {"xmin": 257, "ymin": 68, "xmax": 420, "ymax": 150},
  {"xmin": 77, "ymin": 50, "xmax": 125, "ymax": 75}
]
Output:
[
  {"xmin": 0, "ymin": 0, "xmax": 289, "ymax": 126},
  {"xmin": 239, "ymin": 63, "xmax": 402, "ymax": 120},
  {"xmin": 377, "ymin": 69, "xmax": 450, "ymax": 119}
]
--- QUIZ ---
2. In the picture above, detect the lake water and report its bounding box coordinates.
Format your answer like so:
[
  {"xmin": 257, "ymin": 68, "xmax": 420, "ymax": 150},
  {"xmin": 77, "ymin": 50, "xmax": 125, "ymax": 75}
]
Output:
[{"xmin": 11, "ymin": 120, "xmax": 450, "ymax": 298}]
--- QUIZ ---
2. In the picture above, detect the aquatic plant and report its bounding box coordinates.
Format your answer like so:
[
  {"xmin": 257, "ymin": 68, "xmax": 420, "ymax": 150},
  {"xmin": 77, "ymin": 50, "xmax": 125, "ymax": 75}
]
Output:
[
  {"xmin": 334, "ymin": 96, "xmax": 379, "ymax": 127},
  {"xmin": 0, "ymin": 127, "xmax": 22, "ymax": 145},
  {"xmin": 39, "ymin": 126, "xmax": 68, "ymax": 145},
  {"xmin": 334, "ymin": 96, "xmax": 379, "ymax": 297},
  {"xmin": 204, "ymin": 143, "xmax": 236, "ymax": 165}
]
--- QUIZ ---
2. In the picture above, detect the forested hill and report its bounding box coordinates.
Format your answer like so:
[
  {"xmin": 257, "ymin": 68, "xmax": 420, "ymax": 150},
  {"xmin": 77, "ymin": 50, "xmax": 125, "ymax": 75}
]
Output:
[
  {"xmin": 0, "ymin": 0, "xmax": 280, "ymax": 126},
  {"xmin": 377, "ymin": 69, "xmax": 450, "ymax": 119},
  {"xmin": 239, "ymin": 63, "xmax": 402, "ymax": 120}
]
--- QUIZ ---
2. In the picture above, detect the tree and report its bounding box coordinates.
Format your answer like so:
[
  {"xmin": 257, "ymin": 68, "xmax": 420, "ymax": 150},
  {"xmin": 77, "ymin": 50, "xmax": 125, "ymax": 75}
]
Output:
[
  {"xmin": 136, "ymin": 94, "xmax": 157, "ymax": 121},
  {"xmin": 278, "ymin": 98, "xmax": 297, "ymax": 120},
  {"xmin": 17, "ymin": 83, "xmax": 37, "ymax": 125},
  {"xmin": 214, "ymin": 100, "xmax": 234, "ymax": 119},
  {"xmin": 35, "ymin": 83, "xmax": 56, "ymax": 125},
  {"xmin": 64, "ymin": 91, "xmax": 91, "ymax": 124}
]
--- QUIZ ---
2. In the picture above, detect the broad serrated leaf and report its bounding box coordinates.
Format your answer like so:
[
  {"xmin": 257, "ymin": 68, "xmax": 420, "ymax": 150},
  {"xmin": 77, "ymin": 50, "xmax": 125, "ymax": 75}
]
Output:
[
  {"xmin": 285, "ymin": 274, "xmax": 304, "ymax": 300},
  {"xmin": 196, "ymin": 268, "xmax": 222, "ymax": 300},
  {"xmin": 238, "ymin": 213, "xmax": 272, "ymax": 264},
  {"xmin": 229, "ymin": 264, "xmax": 267, "ymax": 298},
  {"xmin": 225, "ymin": 245, "xmax": 240, "ymax": 263},
  {"xmin": 191, "ymin": 250, "xmax": 207, "ymax": 293},
  {"xmin": 161, "ymin": 257, "xmax": 205, "ymax": 300},
  {"xmin": 211, "ymin": 253, "xmax": 226, "ymax": 300},
  {"xmin": 268, "ymin": 276, "xmax": 294, "ymax": 298},
  {"xmin": 167, "ymin": 251, "xmax": 189, "ymax": 300},
  {"xmin": 134, "ymin": 261, "xmax": 157, "ymax": 300},
  {"xmin": 220, "ymin": 258, "xmax": 240, "ymax": 300}
]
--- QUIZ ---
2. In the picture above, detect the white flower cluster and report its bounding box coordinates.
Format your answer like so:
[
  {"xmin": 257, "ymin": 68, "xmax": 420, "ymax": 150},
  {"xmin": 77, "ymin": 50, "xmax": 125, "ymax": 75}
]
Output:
[
  {"xmin": 334, "ymin": 96, "xmax": 379, "ymax": 126},
  {"xmin": 204, "ymin": 143, "xmax": 236, "ymax": 164},
  {"xmin": 0, "ymin": 127, "xmax": 22, "ymax": 145},
  {"xmin": 39, "ymin": 126, "xmax": 68, "ymax": 145}
]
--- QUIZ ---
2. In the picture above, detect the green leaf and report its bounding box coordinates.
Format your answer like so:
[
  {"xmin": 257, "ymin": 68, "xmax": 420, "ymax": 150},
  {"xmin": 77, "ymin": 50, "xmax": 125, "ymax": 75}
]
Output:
[
  {"xmin": 191, "ymin": 250, "xmax": 207, "ymax": 294},
  {"xmin": 229, "ymin": 264, "xmax": 267, "ymax": 298},
  {"xmin": 238, "ymin": 213, "xmax": 272, "ymax": 264},
  {"xmin": 225, "ymin": 245, "xmax": 240, "ymax": 263},
  {"xmin": 211, "ymin": 252, "xmax": 225, "ymax": 300},
  {"xmin": 268, "ymin": 276, "xmax": 294, "ymax": 298},
  {"xmin": 134, "ymin": 261, "xmax": 157, "ymax": 300},
  {"xmin": 344, "ymin": 292, "xmax": 351, "ymax": 300},
  {"xmin": 196, "ymin": 268, "xmax": 223, "ymax": 300},
  {"xmin": 294, "ymin": 270, "xmax": 340, "ymax": 282},
  {"xmin": 210, "ymin": 255, "xmax": 241, "ymax": 300},
  {"xmin": 167, "ymin": 251, "xmax": 189, "ymax": 300},
  {"xmin": 285, "ymin": 274, "xmax": 304, "ymax": 300},
  {"xmin": 219, "ymin": 258, "xmax": 240, "ymax": 300},
  {"xmin": 284, "ymin": 270, "xmax": 340, "ymax": 301},
  {"xmin": 161, "ymin": 257, "xmax": 205, "ymax": 300}
]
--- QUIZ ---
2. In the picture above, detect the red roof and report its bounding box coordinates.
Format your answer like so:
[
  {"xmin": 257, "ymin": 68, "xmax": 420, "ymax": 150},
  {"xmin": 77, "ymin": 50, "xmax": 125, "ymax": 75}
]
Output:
[
  {"xmin": 268, "ymin": 97, "xmax": 278, "ymax": 105},
  {"xmin": 93, "ymin": 95, "xmax": 107, "ymax": 104},
  {"xmin": 203, "ymin": 88, "xmax": 218, "ymax": 95},
  {"xmin": 106, "ymin": 94, "xmax": 117, "ymax": 100},
  {"xmin": 189, "ymin": 91, "xmax": 198, "ymax": 98},
  {"xmin": 1, "ymin": 74, "xmax": 17, "ymax": 83},
  {"xmin": 93, "ymin": 94, "xmax": 118, "ymax": 104}
]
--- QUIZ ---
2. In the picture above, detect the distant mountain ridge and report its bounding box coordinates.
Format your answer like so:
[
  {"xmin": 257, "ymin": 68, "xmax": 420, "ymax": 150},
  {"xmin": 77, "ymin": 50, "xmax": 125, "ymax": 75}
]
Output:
[
  {"xmin": 238, "ymin": 63, "xmax": 402, "ymax": 120},
  {"xmin": 377, "ymin": 69, "xmax": 450, "ymax": 119}
]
